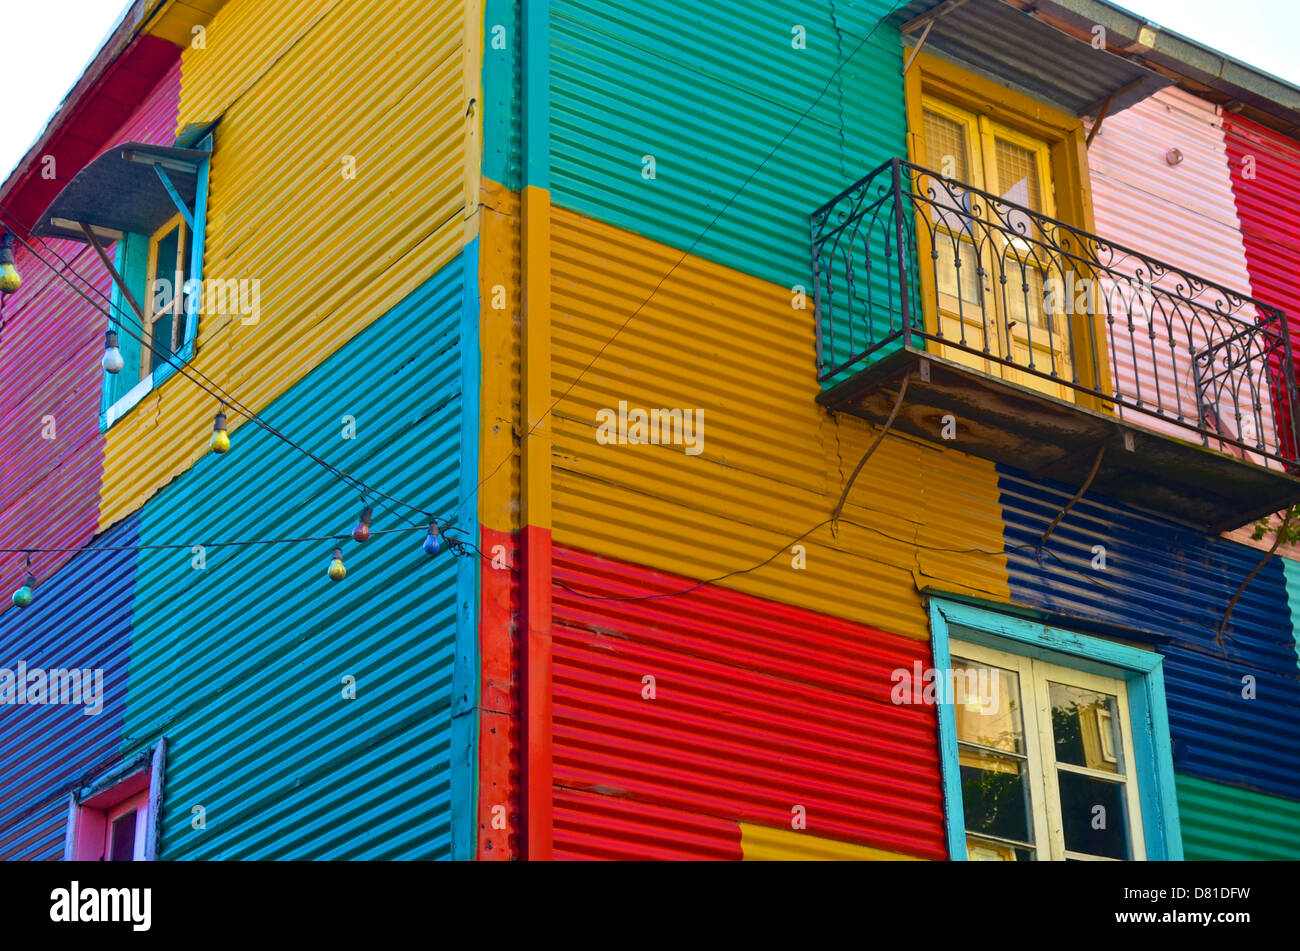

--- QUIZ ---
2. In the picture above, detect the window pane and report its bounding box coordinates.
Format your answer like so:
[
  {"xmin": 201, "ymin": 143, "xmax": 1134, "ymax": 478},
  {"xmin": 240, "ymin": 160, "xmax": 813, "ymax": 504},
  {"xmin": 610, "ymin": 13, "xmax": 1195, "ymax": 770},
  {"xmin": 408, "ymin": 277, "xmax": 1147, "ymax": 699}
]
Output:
[
  {"xmin": 923, "ymin": 109, "xmax": 970, "ymax": 181},
  {"xmin": 959, "ymin": 747, "xmax": 1033, "ymax": 846},
  {"xmin": 952, "ymin": 659, "xmax": 1024, "ymax": 754},
  {"xmin": 109, "ymin": 810, "xmax": 137, "ymax": 862},
  {"xmin": 1049, "ymin": 682, "xmax": 1124, "ymax": 774},
  {"xmin": 994, "ymin": 138, "xmax": 1042, "ymax": 211},
  {"xmin": 967, "ymin": 837, "xmax": 1035, "ymax": 861},
  {"xmin": 1057, "ymin": 770, "xmax": 1130, "ymax": 859},
  {"xmin": 148, "ymin": 225, "xmax": 181, "ymax": 375}
]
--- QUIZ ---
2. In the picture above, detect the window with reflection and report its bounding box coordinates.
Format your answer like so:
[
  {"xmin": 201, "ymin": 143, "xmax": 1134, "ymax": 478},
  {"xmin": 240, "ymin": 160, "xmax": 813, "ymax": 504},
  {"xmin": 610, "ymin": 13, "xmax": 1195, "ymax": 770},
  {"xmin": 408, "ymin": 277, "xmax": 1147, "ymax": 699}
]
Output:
[{"xmin": 951, "ymin": 643, "xmax": 1144, "ymax": 861}]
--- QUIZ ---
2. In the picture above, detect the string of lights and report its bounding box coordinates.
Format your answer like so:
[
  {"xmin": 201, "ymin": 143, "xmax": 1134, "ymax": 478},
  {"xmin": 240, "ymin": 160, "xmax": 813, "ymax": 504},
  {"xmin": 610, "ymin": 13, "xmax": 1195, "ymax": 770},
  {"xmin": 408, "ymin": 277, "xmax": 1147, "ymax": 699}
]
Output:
[{"xmin": 0, "ymin": 207, "xmax": 437, "ymax": 530}]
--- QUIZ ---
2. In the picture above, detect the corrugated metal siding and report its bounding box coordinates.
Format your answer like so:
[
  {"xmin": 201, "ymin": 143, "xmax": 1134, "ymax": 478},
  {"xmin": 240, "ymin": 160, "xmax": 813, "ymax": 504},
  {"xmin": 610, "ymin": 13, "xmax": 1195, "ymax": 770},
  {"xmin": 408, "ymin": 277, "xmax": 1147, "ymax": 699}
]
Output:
[
  {"xmin": 1176, "ymin": 773, "xmax": 1300, "ymax": 860},
  {"xmin": 739, "ymin": 822, "xmax": 924, "ymax": 860},
  {"xmin": 482, "ymin": 0, "xmax": 521, "ymax": 189},
  {"xmin": 998, "ymin": 464, "xmax": 1300, "ymax": 800},
  {"xmin": 0, "ymin": 516, "xmax": 139, "ymax": 860},
  {"xmin": 552, "ymin": 544, "xmax": 949, "ymax": 861},
  {"xmin": 1222, "ymin": 113, "xmax": 1300, "ymax": 459},
  {"xmin": 550, "ymin": 204, "xmax": 1008, "ymax": 640},
  {"xmin": 1284, "ymin": 558, "xmax": 1300, "ymax": 670},
  {"xmin": 123, "ymin": 258, "xmax": 470, "ymax": 859},
  {"xmin": 98, "ymin": 0, "xmax": 471, "ymax": 529},
  {"xmin": 1087, "ymin": 89, "xmax": 1270, "ymax": 454},
  {"xmin": 0, "ymin": 61, "xmax": 180, "ymax": 618},
  {"xmin": 549, "ymin": 0, "xmax": 907, "ymax": 291}
]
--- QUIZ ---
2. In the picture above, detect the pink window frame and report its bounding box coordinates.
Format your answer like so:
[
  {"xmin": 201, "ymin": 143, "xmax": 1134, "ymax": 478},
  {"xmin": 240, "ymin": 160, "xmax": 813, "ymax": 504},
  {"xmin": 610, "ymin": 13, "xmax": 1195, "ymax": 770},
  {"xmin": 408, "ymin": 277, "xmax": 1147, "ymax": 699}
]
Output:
[{"xmin": 64, "ymin": 738, "xmax": 167, "ymax": 861}]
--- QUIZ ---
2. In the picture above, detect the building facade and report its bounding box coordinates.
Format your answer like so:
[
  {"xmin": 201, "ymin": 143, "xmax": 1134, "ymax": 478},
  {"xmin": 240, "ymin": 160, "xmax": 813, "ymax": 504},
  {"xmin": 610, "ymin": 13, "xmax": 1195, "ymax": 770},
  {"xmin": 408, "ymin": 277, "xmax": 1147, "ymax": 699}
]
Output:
[{"xmin": 0, "ymin": 0, "xmax": 1297, "ymax": 861}]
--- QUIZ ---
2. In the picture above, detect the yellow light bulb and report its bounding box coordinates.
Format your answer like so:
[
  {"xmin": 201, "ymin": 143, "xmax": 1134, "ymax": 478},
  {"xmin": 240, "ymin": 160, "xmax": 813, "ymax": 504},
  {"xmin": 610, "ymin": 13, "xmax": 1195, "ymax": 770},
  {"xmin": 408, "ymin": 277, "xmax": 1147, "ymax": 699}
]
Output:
[
  {"xmin": 210, "ymin": 411, "xmax": 230, "ymax": 454},
  {"xmin": 328, "ymin": 548, "xmax": 347, "ymax": 581},
  {"xmin": 0, "ymin": 263, "xmax": 20, "ymax": 295}
]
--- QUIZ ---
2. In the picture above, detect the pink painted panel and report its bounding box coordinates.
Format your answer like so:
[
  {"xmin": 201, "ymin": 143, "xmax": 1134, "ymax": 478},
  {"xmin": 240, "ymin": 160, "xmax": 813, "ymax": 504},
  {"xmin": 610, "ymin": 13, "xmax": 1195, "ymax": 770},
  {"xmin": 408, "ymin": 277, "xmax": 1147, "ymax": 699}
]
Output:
[{"xmin": 1088, "ymin": 88, "xmax": 1274, "ymax": 464}]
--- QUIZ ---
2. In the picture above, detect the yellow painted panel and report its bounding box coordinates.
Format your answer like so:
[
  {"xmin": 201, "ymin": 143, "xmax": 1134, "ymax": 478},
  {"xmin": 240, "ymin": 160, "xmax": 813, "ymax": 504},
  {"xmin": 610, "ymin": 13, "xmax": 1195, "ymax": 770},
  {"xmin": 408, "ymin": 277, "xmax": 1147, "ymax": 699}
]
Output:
[
  {"xmin": 145, "ymin": 0, "xmax": 233, "ymax": 48},
  {"xmin": 479, "ymin": 179, "xmax": 520, "ymax": 533},
  {"xmin": 739, "ymin": 822, "xmax": 926, "ymax": 861},
  {"xmin": 549, "ymin": 205, "xmax": 1009, "ymax": 640},
  {"xmin": 99, "ymin": 0, "xmax": 470, "ymax": 527}
]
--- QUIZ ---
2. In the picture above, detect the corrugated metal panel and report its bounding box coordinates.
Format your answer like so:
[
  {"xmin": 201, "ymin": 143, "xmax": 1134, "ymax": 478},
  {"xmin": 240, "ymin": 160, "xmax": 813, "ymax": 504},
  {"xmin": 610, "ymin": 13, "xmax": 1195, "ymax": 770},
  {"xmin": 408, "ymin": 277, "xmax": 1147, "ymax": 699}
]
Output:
[
  {"xmin": 481, "ymin": 0, "xmax": 521, "ymax": 189},
  {"xmin": 1222, "ymin": 113, "xmax": 1300, "ymax": 459},
  {"xmin": 998, "ymin": 464, "xmax": 1300, "ymax": 800},
  {"xmin": 98, "ymin": 0, "xmax": 471, "ymax": 529},
  {"xmin": 1087, "ymin": 89, "xmax": 1271, "ymax": 455},
  {"xmin": 1176, "ymin": 773, "xmax": 1300, "ymax": 860},
  {"xmin": 554, "ymin": 787, "xmax": 742, "ymax": 860},
  {"xmin": 550, "ymin": 0, "xmax": 907, "ymax": 291},
  {"xmin": 123, "ymin": 258, "xmax": 471, "ymax": 859},
  {"xmin": 1284, "ymin": 558, "xmax": 1300, "ymax": 670},
  {"xmin": 894, "ymin": 0, "xmax": 1168, "ymax": 118},
  {"xmin": 740, "ymin": 822, "xmax": 925, "ymax": 860},
  {"xmin": 550, "ymin": 204, "xmax": 1008, "ymax": 640},
  {"xmin": 0, "ymin": 516, "xmax": 139, "ymax": 860},
  {"xmin": 552, "ymin": 544, "xmax": 949, "ymax": 861},
  {"xmin": 0, "ymin": 62, "xmax": 179, "ymax": 618}
]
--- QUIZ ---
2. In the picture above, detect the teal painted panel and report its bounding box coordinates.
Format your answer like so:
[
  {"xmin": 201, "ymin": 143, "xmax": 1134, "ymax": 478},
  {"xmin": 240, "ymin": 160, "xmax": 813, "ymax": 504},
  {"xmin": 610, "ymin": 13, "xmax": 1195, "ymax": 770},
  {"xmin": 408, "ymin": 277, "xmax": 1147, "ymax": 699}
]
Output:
[
  {"xmin": 124, "ymin": 254, "xmax": 474, "ymax": 860},
  {"xmin": 1176, "ymin": 773, "xmax": 1300, "ymax": 860},
  {"xmin": 1283, "ymin": 558, "xmax": 1300, "ymax": 671},
  {"xmin": 483, "ymin": 0, "xmax": 522, "ymax": 188},
  {"xmin": 549, "ymin": 0, "xmax": 908, "ymax": 295}
]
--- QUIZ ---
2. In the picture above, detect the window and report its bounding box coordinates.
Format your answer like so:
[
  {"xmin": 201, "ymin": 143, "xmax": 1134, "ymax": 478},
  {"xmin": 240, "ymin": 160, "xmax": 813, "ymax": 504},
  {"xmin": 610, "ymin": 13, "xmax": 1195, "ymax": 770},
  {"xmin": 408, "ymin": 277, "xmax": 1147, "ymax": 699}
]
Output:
[
  {"xmin": 951, "ymin": 641, "xmax": 1144, "ymax": 860},
  {"xmin": 903, "ymin": 52, "xmax": 1108, "ymax": 408},
  {"xmin": 97, "ymin": 134, "xmax": 213, "ymax": 431},
  {"xmin": 929, "ymin": 599, "xmax": 1182, "ymax": 861},
  {"xmin": 65, "ymin": 740, "xmax": 166, "ymax": 861}
]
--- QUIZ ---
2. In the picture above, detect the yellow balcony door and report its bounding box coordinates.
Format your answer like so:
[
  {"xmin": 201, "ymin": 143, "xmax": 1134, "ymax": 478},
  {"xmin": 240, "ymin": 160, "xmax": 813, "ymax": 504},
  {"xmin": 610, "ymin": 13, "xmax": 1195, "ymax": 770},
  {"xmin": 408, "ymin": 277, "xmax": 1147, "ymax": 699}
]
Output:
[{"xmin": 919, "ymin": 96, "xmax": 1073, "ymax": 402}]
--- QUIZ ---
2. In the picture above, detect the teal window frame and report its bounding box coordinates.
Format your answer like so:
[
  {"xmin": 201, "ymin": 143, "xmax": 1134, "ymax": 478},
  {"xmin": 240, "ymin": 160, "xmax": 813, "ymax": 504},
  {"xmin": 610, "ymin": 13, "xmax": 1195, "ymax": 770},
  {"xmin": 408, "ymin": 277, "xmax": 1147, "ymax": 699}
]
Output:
[
  {"xmin": 928, "ymin": 597, "xmax": 1183, "ymax": 860},
  {"xmin": 98, "ymin": 133, "xmax": 212, "ymax": 431}
]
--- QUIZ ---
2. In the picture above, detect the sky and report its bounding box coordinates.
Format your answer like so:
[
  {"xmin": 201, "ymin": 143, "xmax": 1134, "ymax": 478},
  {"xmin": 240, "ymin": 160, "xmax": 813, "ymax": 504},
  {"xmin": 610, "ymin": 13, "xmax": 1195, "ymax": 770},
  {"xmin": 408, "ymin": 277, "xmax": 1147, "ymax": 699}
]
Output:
[{"xmin": 0, "ymin": 0, "xmax": 1295, "ymax": 186}]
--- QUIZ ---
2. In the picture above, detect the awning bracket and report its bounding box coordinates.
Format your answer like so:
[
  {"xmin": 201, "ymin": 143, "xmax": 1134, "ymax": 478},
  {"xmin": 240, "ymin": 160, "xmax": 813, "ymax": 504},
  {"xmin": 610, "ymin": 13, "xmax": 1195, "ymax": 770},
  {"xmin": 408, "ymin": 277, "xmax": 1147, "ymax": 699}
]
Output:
[
  {"xmin": 901, "ymin": 0, "xmax": 973, "ymax": 76},
  {"xmin": 152, "ymin": 164, "xmax": 195, "ymax": 229},
  {"xmin": 78, "ymin": 221, "xmax": 148, "ymax": 328}
]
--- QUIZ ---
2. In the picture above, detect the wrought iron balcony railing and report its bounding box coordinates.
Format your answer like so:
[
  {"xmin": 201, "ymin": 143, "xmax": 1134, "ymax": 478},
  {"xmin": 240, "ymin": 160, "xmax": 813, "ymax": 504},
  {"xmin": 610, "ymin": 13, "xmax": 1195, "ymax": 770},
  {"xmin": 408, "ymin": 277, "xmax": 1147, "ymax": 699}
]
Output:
[{"xmin": 810, "ymin": 157, "xmax": 1300, "ymax": 470}]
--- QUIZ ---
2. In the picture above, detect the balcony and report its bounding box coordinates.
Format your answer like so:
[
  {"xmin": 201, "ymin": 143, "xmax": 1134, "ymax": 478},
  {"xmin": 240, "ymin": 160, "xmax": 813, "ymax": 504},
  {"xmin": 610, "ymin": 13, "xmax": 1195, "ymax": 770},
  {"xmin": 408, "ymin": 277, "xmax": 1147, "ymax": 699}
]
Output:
[{"xmin": 810, "ymin": 158, "xmax": 1300, "ymax": 531}]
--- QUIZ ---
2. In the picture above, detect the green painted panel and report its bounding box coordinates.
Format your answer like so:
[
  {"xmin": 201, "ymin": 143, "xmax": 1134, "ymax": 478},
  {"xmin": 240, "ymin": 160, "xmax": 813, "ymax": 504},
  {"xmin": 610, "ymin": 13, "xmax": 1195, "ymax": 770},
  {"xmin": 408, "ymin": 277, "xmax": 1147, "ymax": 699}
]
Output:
[
  {"xmin": 1283, "ymin": 558, "xmax": 1300, "ymax": 670},
  {"xmin": 483, "ymin": 0, "xmax": 522, "ymax": 188},
  {"xmin": 123, "ymin": 255, "xmax": 472, "ymax": 859},
  {"xmin": 549, "ymin": 0, "xmax": 909, "ymax": 299},
  {"xmin": 1176, "ymin": 773, "xmax": 1300, "ymax": 860}
]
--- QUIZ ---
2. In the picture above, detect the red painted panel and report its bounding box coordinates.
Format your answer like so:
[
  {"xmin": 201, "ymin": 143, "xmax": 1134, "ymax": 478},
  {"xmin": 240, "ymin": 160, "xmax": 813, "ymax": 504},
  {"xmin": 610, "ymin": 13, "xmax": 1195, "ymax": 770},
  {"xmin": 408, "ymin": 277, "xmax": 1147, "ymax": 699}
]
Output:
[
  {"xmin": 478, "ymin": 526, "xmax": 519, "ymax": 860},
  {"xmin": 1223, "ymin": 115, "xmax": 1300, "ymax": 457},
  {"xmin": 555, "ymin": 787, "xmax": 742, "ymax": 861},
  {"xmin": 0, "ymin": 60, "xmax": 180, "ymax": 613},
  {"xmin": 551, "ymin": 545, "xmax": 948, "ymax": 861}
]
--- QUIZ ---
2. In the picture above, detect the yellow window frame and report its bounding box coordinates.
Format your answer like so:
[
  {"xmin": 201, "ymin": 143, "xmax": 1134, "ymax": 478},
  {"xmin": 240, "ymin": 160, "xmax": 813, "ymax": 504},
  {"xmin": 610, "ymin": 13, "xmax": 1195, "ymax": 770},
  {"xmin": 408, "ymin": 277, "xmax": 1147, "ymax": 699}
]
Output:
[
  {"xmin": 142, "ymin": 212, "xmax": 190, "ymax": 379},
  {"xmin": 904, "ymin": 50, "xmax": 1111, "ymax": 411}
]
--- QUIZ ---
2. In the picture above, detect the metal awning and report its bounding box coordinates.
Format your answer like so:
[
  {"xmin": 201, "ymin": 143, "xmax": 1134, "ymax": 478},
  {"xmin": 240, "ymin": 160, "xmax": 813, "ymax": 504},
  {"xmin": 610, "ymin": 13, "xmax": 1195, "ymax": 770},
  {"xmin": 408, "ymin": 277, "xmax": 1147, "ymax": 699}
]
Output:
[
  {"xmin": 895, "ymin": 0, "xmax": 1171, "ymax": 118},
  {"xmin": 32, "ymin": 142, "xmax": 210, "ymax": 242}
]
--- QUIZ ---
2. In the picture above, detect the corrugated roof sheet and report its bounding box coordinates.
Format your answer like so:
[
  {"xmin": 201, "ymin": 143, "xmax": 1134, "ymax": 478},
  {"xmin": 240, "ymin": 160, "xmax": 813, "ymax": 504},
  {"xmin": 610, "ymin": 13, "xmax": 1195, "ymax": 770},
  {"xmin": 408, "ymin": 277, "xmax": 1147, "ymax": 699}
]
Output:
[{"xmin": 894, "ymin": 0, "xmax": 1170, "ymax": 117}]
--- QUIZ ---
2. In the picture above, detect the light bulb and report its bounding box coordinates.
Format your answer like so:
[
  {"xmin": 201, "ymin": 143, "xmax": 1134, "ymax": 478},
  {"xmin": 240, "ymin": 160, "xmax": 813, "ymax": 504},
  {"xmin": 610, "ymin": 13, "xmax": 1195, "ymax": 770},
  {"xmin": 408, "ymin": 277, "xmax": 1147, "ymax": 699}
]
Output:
[
  {"xmin": 328, "ymin": 547, "xmax": 347, "ymax": 581},
  {"xmin": 101, "ymin": 329, "xmax": 124, "ymax": 374},
  {"xmin": 210, "ymin": 411, "xmax": 230, "ymax": 454},
  {"xmin": 12, "ymin": 574, "xmax": 35, "ymax": 608},
  {"xmin": 352, "ymin": 505, "xmax": 373, "ymax": 543},
  {"xmin": 0, "ymin": 233, "xmax": 19, "ymax": 295},
  {"xmin": 422, "ymin": 522, "xmax": 441, "ymax": 555}
]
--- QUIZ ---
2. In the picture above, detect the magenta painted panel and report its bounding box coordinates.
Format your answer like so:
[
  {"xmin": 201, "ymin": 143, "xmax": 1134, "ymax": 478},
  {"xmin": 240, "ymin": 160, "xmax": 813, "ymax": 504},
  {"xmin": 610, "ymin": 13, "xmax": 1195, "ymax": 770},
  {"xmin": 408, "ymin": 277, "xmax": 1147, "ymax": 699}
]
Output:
[
  {"xmin": 0, "ymin": 60, "xmax": 180, "ymax": 610},
  {"xmin": 1223, "ymin": 113, "xmax": 1300, "ymax": 459}
]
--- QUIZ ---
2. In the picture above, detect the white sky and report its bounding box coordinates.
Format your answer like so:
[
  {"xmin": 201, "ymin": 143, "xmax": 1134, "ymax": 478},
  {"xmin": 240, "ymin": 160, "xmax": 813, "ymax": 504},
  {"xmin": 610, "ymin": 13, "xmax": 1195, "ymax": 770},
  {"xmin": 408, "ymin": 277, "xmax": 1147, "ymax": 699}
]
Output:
[{"xmin": 0, "ymin": 0, "xmax": 1295, "ymax": 185}]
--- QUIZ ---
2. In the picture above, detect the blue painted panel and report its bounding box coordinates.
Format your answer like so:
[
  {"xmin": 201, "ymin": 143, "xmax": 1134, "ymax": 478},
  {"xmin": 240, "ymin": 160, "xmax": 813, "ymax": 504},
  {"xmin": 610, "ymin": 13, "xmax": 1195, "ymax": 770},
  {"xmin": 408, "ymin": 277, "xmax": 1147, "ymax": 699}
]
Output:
[
  {"xmin": 998, "ymin": 464, "xmax": 1300, "ymax": 801},
  {"xmin": 0, "ymin": 516, "xmax": 139, "ymax": 860},
  {"xmin": 124, "ymin": 253, "xmax": 475, "ymax": 859},
  {"xmin": 483, "ymin": 0, "xmax": 522, "ymax": 188}
]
